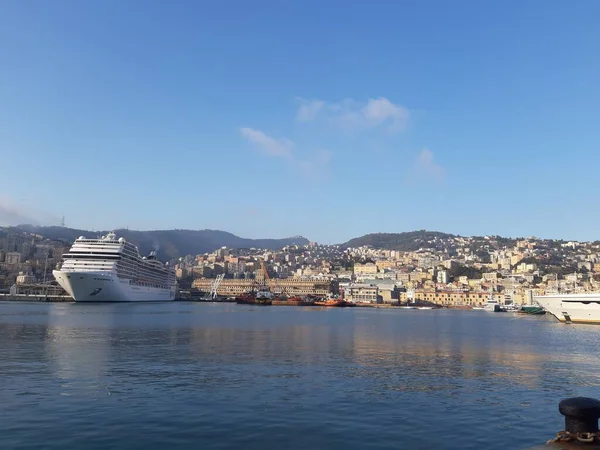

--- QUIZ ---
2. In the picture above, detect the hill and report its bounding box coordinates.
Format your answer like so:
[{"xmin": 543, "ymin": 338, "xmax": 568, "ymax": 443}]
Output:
[
  {"xmin": 8, "ymin": 225, "xmax": 309, "ymax": 260},
  {"xmin": 341, "ymin": 230, "xmax": 457, "ymax": 251}
]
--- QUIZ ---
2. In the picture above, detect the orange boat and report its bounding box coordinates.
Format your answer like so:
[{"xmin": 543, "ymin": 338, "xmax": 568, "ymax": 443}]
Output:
[{"xmin": 314, "ymin": 299, "xmax": 344, "ymax": 307}]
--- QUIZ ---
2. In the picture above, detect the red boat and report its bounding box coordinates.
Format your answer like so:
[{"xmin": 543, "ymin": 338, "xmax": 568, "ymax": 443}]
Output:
[
  {"xmin": 286, "ymin": 296, "xmax": 316, "ymax": 306},
  {"xmin": 235, "ymin": 292, "xmax": 272, "ymax": 306}
]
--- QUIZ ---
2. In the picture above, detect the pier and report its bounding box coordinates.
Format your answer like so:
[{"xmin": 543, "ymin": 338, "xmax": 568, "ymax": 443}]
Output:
[
  {"xmin": 0, "ymin": 283, "xmax": 72, "ymax": 302},
  {"xmin": 0, "ymin": 293, "xmax": 72, "ymax": 302}
]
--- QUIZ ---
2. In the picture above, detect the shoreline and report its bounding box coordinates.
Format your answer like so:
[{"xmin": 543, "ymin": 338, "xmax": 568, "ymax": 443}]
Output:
[{"xmin": 0, "ymin": 295, "xmax": 497, "ymax": 311}]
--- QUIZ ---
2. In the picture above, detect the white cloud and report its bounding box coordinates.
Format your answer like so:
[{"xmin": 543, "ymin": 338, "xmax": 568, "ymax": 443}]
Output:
[
  {"xmin": 362, "ymin": 98, "xmax": 409, "ymax": 131},
  {"xmin": 240, "ymin": 127, "xmax": 293, "ymax": 157},
  {"xmin": 296, "ymin": 97, "xmax": 409, "ymax": 132},
  {"xmin": 240, "ymin": 127, "xmax": 332, "ymax": 177},
  {"xmin": 296, "ymin": 99, "xmax": 325, "ymax": 122},
  {"xmin": 416, "ymin": 148, "xmax": 444, "ymax": 181}
]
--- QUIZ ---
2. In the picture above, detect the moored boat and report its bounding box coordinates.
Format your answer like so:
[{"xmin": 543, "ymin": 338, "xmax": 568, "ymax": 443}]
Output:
[
  {"xmin": 534, "ymin": 292, "xmax": 600, "ymax": 323},
  {"xmin": 53, "ymin": 232, "xmax": 176, "ymax": 302},
  {"xmin": 314, "ymin": 299, "xmax": 344, "ymax": 307},
  {"xmin": 235, "ymin": 290, "xmax": 273, "ymax": 306},
  {"xmin": 484, "ymin": 294, "xmax": 503, "ymax": 312},
  {"xmin": 272, "ymin": 296, "xmax": 316, "ymax": 306},
  {"xmin": 287, "ymin": 296, "xmax": 316, "ymax": 306},
  {"xmin": 235, "ymin": 297, "xmax": 272, "ymax": 306},
  {"xmin": 519, "ymin": 305, "xmax": 546, "ymax": 315}
]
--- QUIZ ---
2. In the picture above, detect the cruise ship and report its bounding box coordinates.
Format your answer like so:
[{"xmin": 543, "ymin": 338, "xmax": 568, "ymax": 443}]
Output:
[
  {"xmin": 534, "ymin": 292, "xmax": 600, "ymax": 324},
  {"xmin": 53, "ymin": 232, "xmax": 176, "ymax": 302}
]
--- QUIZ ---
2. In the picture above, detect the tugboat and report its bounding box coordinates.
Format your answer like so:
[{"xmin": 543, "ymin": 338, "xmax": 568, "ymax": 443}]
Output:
[{"xmin": 314, "ymin": 298, "xmax": 345, "ymax": 307}]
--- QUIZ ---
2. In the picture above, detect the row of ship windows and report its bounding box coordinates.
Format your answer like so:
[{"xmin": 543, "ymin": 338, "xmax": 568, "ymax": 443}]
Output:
[
  {"xmin": 117, "ymin": 270, "xmax": 171, "ymax": 279},
  {"xmin": 63, "ymin": 264, "xmax": 113, "ymax": 270},
  {"xmin": 131, "ymin": 282, "xmax": 171, "ymax": 288},
  {"xmin": 64, "ymin": 263, "xmax": 113, "ymax": 267},
  {"xmin": 67, "ymin": 256, "xmax": 167, "ymax": 271}
]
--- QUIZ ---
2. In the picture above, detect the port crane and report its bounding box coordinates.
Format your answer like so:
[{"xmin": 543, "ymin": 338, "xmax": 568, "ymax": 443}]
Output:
[
  {"xmin": 259, "ymin": 258, "xmax": 285, "ymax": 295},
  {"xmin": 205, "ymin": 273, "xmax": 224, "ymax": 300}
]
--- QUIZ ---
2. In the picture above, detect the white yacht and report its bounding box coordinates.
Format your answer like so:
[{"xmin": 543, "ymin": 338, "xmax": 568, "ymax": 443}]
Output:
[
  {"xmin": 53, "ymin": 232, "xmax": 176, "ymax": 302},
  {"xmin": 484, "ymin": 294, "xmax": 501, "ymax": 312},
  {"xmin": 534, "ymin": 293, "xmax": 600, "ymax": 324}
]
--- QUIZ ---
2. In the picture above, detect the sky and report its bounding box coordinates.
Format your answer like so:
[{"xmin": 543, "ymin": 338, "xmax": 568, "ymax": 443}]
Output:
[{"xmin": 0, "ymin": 0, "xmax": 599, "ymax": 244}]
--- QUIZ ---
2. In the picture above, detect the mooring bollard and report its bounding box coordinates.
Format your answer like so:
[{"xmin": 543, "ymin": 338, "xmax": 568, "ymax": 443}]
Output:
[
  {"xmin": 560, "ymin": 397, "xmax": 600, "ymax": 435},
  {"xmin": 543, "ymin": 397, "xmax": 600, "ymax": 447}
]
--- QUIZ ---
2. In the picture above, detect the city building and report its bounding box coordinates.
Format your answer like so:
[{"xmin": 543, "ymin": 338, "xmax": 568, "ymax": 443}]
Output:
[
  {"xmin": 191, "ymin": 278, "xmax": 336, "ymax": 297},
  {"xmin": 344, "ymin": 284, "xmax": 379, "ymax": 303},
  {"xmin": 353, "ymin": 263, "xmax": 378, "ymax": 276},
  {"xmin": 5, "ymin": 252, "xmax": 23, "ymax": 265},
  {"xmin": 16, "ymin": 271, "xmax": 36, "ymax": 284}
]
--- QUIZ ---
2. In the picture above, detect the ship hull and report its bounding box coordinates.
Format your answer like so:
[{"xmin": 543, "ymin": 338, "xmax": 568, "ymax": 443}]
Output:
[
  {"xmin": 53, "ymin": 270, "xmax": 175, "ymax": 302},
  {"xmin": 534, "ymin": 293, "xmax": 600, "ymax": 324}
]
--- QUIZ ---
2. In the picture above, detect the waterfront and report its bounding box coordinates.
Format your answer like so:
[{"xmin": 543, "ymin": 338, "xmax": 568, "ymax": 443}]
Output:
[{"xmin": 1, "ymin": 302, "xmax": 600, "ymax": 449}]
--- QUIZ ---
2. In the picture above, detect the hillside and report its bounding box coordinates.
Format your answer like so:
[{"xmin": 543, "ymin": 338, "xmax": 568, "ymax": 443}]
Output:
[
  {"xmin": 341, "ymin": 231, "xmax": 457, "ymax": 251},
  {"xmin": 9, "ymin": 225, "xmax": 309, "ymax": 260}
]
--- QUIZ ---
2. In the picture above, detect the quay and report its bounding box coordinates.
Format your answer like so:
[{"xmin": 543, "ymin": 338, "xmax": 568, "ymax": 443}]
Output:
[
  {"xmin": 0, "ymin": 283, "xmax": 72, "ymax": 302},
  {"xmin": 0, "ymin": 293, "xmax": 72, "ymax": 302}
]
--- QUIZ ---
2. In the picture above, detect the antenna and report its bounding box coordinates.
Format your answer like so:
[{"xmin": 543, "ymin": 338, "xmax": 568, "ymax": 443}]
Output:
[{"xmin": 60, "ymin": 215, "xmax": 65, "ymax": 227}]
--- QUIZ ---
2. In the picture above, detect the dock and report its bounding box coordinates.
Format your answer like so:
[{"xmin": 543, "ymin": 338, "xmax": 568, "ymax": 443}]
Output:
[{"xmin": 0, "ymin": 293, "xmax": 73, "ymax": 302}]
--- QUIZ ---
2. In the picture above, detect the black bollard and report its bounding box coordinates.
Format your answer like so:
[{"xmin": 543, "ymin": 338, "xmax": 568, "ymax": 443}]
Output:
[{"xmin": 559, "ymin": 397, "xmax": 600, "ymax": 435}]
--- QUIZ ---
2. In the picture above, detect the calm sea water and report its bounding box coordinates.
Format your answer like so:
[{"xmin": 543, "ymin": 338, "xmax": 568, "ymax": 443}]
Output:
[{"xmin": 1, "ymin": 302, "xmax": 600, "ymax": 450}]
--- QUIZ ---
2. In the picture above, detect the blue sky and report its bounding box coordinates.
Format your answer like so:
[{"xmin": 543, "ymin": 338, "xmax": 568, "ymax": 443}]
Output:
[{"xmin": 1, "ymin": 0, "xmax": 598, "ymax": 243}]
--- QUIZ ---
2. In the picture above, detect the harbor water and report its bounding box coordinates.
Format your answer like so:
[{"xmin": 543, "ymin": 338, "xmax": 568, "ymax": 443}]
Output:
[{"xmin": 1, "ymin": 302, "xmax": 600, "ymax": 449}]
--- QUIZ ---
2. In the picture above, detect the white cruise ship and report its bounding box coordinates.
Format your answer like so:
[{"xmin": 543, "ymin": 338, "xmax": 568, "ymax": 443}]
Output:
[
  {"xmin": 53, "ymin": 232, "xmax": 176, "ymax": 302},
  {"xmin": 534, "ymin": 292, "xmax": 600, "ymax": 324}
]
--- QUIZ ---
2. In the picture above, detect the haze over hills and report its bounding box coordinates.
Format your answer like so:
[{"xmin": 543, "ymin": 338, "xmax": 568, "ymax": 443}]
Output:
[
  {"xmin": 6, "ymin": 225, "xmax": 309, "ymax": 260},
  {"xmin": 5, "ymin": 225, "xmax": 597, "ymax": 261}
]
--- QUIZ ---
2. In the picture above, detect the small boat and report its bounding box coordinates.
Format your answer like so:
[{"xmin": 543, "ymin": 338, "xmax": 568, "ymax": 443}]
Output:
[
  {"xmin": 472, "ymin": 306, "xmax": 485, "ymax": 310},
  {"xmin": 314, "ymin": 299, "xmax": 344, "ymax": 307},
  {"xmin": 417, "ymin": 306, "xmax": 434, "ymax": 310},
  {"xmin": 519, "ymin": 305, "xmax": 546, "ymax": 315},
  {"xmin": 503, "ymin": 304, "xmax": 521, "ymax": 312},
  {"xmin": 484, "ymin": 294, "xmax": 502, "ymax": 312}
]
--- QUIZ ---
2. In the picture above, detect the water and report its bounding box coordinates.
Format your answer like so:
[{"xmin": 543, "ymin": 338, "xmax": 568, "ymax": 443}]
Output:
[{"xmin": 1, "ymin": 302, "xmax": 600, "ymax": 450}]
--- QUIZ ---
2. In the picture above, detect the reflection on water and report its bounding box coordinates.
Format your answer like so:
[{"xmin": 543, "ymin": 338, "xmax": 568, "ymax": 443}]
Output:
[{"xmin": 1, "ymin": 302, "xmax": 600, "ymax": 449}]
